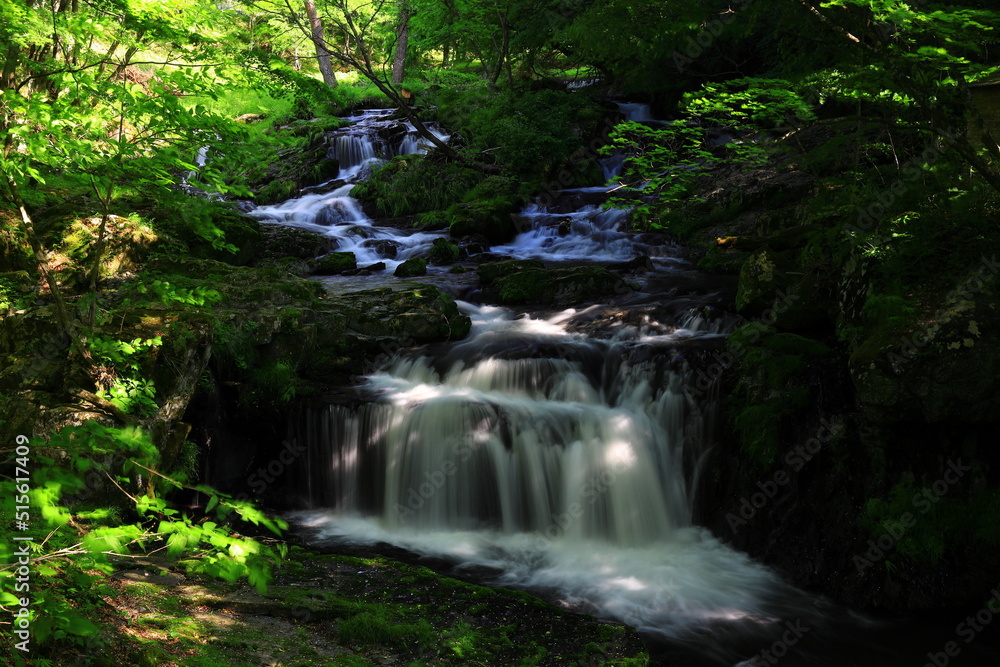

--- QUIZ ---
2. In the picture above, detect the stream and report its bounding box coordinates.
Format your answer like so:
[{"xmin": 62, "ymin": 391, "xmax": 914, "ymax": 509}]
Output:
[{"xmin": 241, "ymin": 106, "xmax": 981, "ymax": 666}]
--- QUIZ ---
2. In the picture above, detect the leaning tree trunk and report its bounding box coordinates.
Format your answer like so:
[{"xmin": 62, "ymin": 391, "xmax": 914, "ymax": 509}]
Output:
[
  {"xmin": 391, "ymin": 3, "xmax": 410, "ymax": 85},
  {"xmin": 304, "ymin": 0, "xmax": 338, "ymax": 88}
]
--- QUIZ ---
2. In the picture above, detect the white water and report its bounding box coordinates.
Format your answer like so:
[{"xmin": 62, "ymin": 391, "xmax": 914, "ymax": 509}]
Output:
[
  {"xmin": 249, "ymin": 109, "xmax": 455, "ymax": 271},
  {"xmin": 250, "ymin": 104, "xmax": 888, "ymax": 665},
  {"xmin": 618, "ymin": 102, "xmax": 654, "ymax": 123},
  {"xmin": 288, "ymin": 305, "xmax": 878, "ymax": 666},
  {"xmin": 248, "ymin": 184, "xmax": 442, "ymax": 271}
]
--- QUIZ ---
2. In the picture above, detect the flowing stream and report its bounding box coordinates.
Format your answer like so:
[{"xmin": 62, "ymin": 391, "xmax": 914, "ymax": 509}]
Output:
[{"xmin": 245, "ymin": 106, "xmax": 920, "ymax": 666}]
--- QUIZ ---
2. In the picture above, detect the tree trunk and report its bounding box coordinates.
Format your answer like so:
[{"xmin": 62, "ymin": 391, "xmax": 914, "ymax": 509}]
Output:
[
  {"xmin": 391, "ymin": 3, "xmax": 410, "ymax": 85},
  {"xmin": 442, "ymin": 43, "xmax": 450, "ymax": 69},
  {"xmin": 304, "ymin": 0, "xmax": 338, "ymax": 88}
]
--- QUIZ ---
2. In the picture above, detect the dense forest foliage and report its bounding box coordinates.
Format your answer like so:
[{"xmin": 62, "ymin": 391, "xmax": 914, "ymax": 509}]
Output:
[{"xmin": 1, "ymin": 0, "xmax": 999, "ymax": 664}]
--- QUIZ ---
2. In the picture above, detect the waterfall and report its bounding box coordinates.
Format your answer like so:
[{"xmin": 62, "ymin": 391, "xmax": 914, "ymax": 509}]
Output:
[
  {"xmin": 248, "ymin": 184, "xmax": 443, "ymax": 271},
  {"xmin": 289, "ymin": 304, "xmax": 705, "ymax": 541},
  {"xmin": 329, "ymin": 134, "xmax": 379, "ymax": 180},
  {"xmin": 617, "ymin": 102, "xmax": 654, "ymax": 122},
  {"xmin": 243, "ymin": 103, "xmax": 898, "ymax": 667}
]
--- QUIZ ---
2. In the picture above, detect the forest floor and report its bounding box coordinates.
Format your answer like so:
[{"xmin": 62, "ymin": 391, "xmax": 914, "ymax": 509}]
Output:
[{"xmin": 62, "ymin": 543, "xmax": 648, "ymax": 666}]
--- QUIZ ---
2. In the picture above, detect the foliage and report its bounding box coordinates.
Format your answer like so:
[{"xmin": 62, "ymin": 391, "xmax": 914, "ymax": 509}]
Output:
[
  {"xmin": 430, "ymin": 85, "xmax": 605, "ymax": 186},
  {"xmin": 681, "ymin": 77, "xmax": 816, "ymax": 128},
  {"xmin": 601, "ymin": 78, "xmax": 814, "ymax": 227},
  {"xmin": 0, "ymin": 422, "xmax": 286, "ymax": 660},
  {"xmin": 89, "ymin": 335, "xmax": 164, "ymax": 416}
]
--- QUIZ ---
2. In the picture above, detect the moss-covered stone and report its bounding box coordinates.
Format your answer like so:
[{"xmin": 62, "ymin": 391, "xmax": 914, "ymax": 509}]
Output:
[
  {"xmin": 447, "ymin": 198, "xmax": 519, "ymax": 244},
  {"xmin": 394, "ymin": 257, "xmax": 427, "ymax": 277},
  {"xmin": 849, "ymin": 269, "xmax": 1000, "ymax": 423},
  {"xmin": 55, "ymin": 214, "xmax": 161, "ymax": 285},
  {"xmin": 257, "ymin": 225, "xmax": 332, "ymax": 261},
  {"xmin": 478, "ymin": 260, "xmax": 631, "ymax": 306},
  {"xmin": 428, "ymin": 238, "xmax": 460, "ymax": 265},
  {"xmin": 309, "ymin": 252, "xmax": 357, "ymax": 275}
]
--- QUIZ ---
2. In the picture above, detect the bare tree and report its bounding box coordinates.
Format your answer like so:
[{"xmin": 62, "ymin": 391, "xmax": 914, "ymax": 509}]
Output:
[
  {"xmin": 304, "ymin": 0, "xmax": 338, "ymax": 87},
  {"xmin": 391, "ymin": 1, "xmax": 410, "ymax": 84}
]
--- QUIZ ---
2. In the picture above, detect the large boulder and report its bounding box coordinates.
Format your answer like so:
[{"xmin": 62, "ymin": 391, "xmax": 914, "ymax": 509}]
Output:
[
  {"xmin": 427, "ymin": 238, "xmax": 461, "ymax": 265},
  {"xmin": 477, "ymin": 260, "xmax": 632, "ymax": 306},
  {"xmin": 849, "ymin": 267, "xmax": 1000, "ymax": 423},
  {"xmin": 394, "ymin": 257, "xmax": 427, "ymax": 278},
  {"xmin": 309, "ymin": 252, "xmax": 357, "ymax": 275}
]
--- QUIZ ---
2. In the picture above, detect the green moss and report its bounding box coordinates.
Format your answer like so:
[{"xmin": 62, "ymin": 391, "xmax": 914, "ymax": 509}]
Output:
[
  {"xmin": 478, "ymin": 261, "xmax": 630, "ymax": 306},
  {"xmin": 727, "ymin": 325, "xmax": 830, "ymax": 467},
  {"xmin": 862, "ymin": 483, "xmax": 1000, "ymax": 567},
  {"xmin": 0, "ymin": 271, "xmax": 34, "ymax": 310},
  {"xmin": 394, "ymin": 257, "xmax": 427, "ymax": 277},
  {"xmin": 309, "ymin": 252, "xmax": 357, "ymax": 275},
  {"xmin": 352, "ymin": 156, "xmax": 485, "ymax": 218},
  {"xmin": 257, "ymin": 178, "xmax": 298, "ymax": 205},
  {"xmin": 338, "ymin": 612, "xmax": 435, "ymax": 649},
  {"xmin": 447, "ymin": 197, "xmax": 519, "ymax": 243},
  {"xmin": 428, "ymin": 238, "xmax": 461, "ymax": 265}
]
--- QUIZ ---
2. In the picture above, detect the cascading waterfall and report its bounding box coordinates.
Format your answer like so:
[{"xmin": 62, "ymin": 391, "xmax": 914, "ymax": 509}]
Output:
[
  {"xmin": 288, "ymin": 303, "xmax": 883, "ymax": 666},
  {"xmin": 290, "ymin": 303, "xmax": 702, "ymax": 542},
  {"xmin": 246, "ymin": 104, "xmax": 900, "ymax": 666},
  {"xmin": 249, "ymin": 110, "xmax": 452, "ymax": 271}
]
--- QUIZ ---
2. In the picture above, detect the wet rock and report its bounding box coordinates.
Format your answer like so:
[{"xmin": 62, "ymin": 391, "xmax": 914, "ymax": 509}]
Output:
[
  {"xmin": 478, "ymin": 260, "xmax": 632, "ymax": 307},
  {"xmin": 394, "ymin": 257, "xmax": 427, "ymax": 278},
  {"xmin": 360, "ymin": 262, "xmax": 386, "ymax": 272},
  {"xmin": 309, "ymin": 252, "xmax": 357, "ymax": 275},
  {"xmin": 608, "ymin": 255, "xmax": 654, "ymax": 273},
  {"xmin": 428, "ymin": 238, "xmax": 460, "ymax": 265},
  {"xmin": 376, "ymin": 122, "xmax": 409, "ymax": 147},
  {"xmin": 316, "ymin": 201, "xmax": 357, "ymax": 226},
  {"xmin": 448, "ymin": 200, "xmax": 519, "ymax": 244},
  {"xmin": 258, "ymin": 225, "xmax": 332, "ymax": 260},
  {"xmin": 363, "ymin": 238, "xmax": 400, "ymax": 259}
]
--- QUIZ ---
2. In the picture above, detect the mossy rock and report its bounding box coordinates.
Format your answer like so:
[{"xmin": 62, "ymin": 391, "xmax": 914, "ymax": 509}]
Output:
[
  {"xmin": 848, "ymin": 271, "xmax": 1000, "ymax": 423},
  {"xmin": 447, "ymin": 198, "xmax": 519, "ymax": 244},
  {"xmin": 477, "ymin": 259, "xmax": 545, "ymax": 285},
  {"xmin": 351, "ymin": 155, "xmax": 485, "ymax": 218},
  {"xmin": 256, "ymin": 178, "xmax": 299, "ymax": 205},
  {"xmin": 394, "ymin": 257, "xmax": 427, "ymax": 278},
  {"xmin": 309, "ymin": 252, "xmax": 357, "ymax": 275},
  {"xmin": 258, "ymin": 225, "xmax": 332, "ymax": 260},
  {"xmin": 427, "ymin": 238, "xmax": 460, "ymax": 265},
  {"xmin": 735, "ymin": 249, "xmax": 785, "ymax": 315},
  {"xmin": 478, "ymin": 261, "xmax": 630, "ymax": 306}
]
